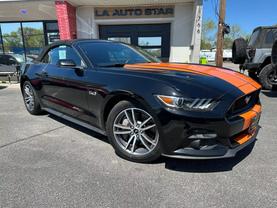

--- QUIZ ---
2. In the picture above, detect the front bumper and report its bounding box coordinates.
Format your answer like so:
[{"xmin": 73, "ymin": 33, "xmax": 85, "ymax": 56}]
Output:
[
  {"xmin": 158, "ymin": 104, "xmax": 262, "ymax": 159},
  {"xmin": 162, "ymin": 130, "xmax": 257, "ymax": 159}
]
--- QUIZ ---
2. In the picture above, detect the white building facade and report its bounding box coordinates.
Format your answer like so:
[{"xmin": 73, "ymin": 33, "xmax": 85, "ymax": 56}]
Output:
[
  {"xmin": 74, "ymin": 0, "xmax": 203, "ymax": 63},
  {"xmin": 0, "ymin": 0, "xmax": 203, "ymax": 63}
]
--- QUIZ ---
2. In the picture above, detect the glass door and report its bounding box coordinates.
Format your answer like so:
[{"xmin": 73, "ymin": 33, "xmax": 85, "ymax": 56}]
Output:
[{"xmin": 99, "ymin": 24, "xmax": 171, "ymax": 61}]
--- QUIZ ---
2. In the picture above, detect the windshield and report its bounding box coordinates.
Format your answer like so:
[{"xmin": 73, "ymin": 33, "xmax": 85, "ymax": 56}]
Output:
[
  {"xmin": 78, "ymin": 42, "xmax": 160, "ymax": 67},
  {"xmin": 248, "ymin": 30, "xmax": 260, "ymax": 47}
]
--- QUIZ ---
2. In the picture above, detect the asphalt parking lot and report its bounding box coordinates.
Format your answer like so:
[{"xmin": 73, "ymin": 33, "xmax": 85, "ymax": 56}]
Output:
[{"xmin": 0, "ymin": 84, "xmax": 277, "ymax": 208}]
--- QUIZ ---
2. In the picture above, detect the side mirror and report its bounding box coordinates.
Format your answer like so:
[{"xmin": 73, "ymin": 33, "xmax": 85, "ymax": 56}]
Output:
[{"xmin": 57, "ymin": 59, "xmax": 77, "ymax": 68}]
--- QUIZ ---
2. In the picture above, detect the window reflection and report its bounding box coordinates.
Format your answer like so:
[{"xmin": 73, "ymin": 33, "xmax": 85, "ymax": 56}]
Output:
[
  {"xmin": 138, "ymin": 37, "xmax": 162, "ymax": 46},
  {"xmin": 143, "ymin": 48, "xmax": 162, "ymax": 58},
  {"xmin": 22, "ymin": 22, "xmax": 45, "ymax": 59},
  {"xmin": 0, "ymin": 39, "xmax": 3, "ymax": 54},
  {"xmin": 0, "ymin": 21, "xmax": 59, "ymax": 64},
  {"xmin": 1, "ymin": 23, "xmax": 24, "ymax": 58},
  {"xmin": 108, "ymin": 37, "xmax": 131, "ymax": 44}
]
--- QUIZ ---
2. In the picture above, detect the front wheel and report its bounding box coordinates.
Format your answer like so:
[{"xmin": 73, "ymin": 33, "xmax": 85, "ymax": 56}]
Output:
[
  {"xmin": 259, "ymin": 64, "xmax": 277, "ymax": 90},
  {"xmin": 106, "ymin": 101, "xmax": 162, "ymax": 163},
  {"xmin": 22, "ymin": 81, "xmax": 43, "ymax": 115}
]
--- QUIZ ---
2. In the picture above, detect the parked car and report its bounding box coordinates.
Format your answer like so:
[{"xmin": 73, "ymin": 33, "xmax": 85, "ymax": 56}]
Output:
[
  {"xmin": 232, "ymin": 26, "xmax": 277, "ymax": 89},
  {"xmin": 0, "ymin": 54, "xmax": 21, "ymax": 73},
  {"xmin": 20, "ymin": 40, "xmax": 262, "ymax": 163},
  {"xmin": 200, "ymin": 50, "xmax": 216, "ymax": 62},
  {"xmin": 200, "ymin": 49, "xmax": 232, "ymax": 62}
]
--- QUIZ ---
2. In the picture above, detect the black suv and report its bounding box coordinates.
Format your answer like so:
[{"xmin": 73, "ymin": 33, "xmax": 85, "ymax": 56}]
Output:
[{"xmin": 232, "ymin": 26, "xmax": 277, "ymax": 89}]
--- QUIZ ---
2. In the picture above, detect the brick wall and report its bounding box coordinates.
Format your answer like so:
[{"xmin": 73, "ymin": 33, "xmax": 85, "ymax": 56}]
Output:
[{"xmin": 55, "ymin": 1, "xmax": 77, "ymax": 40}]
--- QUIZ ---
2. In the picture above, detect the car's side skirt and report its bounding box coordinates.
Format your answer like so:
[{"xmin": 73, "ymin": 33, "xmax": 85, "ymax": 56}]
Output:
[{"xmin": 42, "ymin": 107, "xmax": 107, "ymax": 136}]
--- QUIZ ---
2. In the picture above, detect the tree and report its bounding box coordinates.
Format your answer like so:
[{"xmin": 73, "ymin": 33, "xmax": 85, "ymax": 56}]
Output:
[
  {"xmin": 202, "ymin": 19, "xmax": 250, "ymax": 50},
  {"xmin": 201, "ymin": 19, "xmax": 216, "ymax": 50},
  {"xmin": 223, "ymin": 24, "xmax": 250, "ymax": 49},
  {"xmin": 201, "ymin": 39, "xmax": 212, "ymax": 50},
  {"xmin": 223, "ymin": 37, "xmax": 233, "ymax": 49},
  {"xmin": 23, "ymin": 27, "xmax": 44, "ymax": 48},
  {"xmin": 2, "ymin": 27, "xmax": 44, "ymax": 53}
]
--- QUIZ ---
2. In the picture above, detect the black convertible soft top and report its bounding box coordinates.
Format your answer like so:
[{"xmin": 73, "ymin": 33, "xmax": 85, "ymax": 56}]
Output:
[{"xmin": 36, "ymin": 39, "xmax": 113, "ymax": 62}]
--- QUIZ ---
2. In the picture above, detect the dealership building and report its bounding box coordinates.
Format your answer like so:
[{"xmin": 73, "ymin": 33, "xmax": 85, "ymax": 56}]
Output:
[{"xmin": 0, "ymin": 0, "xmax": 203, "ymax": 63}]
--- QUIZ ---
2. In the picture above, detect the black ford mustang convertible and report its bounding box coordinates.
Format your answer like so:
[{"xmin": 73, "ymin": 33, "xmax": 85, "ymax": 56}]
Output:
[{"xmin": 20, "ymin": 40, "xmax": 262, "ymax": 163}]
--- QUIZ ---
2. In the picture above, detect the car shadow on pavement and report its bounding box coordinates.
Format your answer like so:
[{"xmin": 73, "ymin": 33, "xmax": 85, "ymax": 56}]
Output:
[
  {"xmin": 0, "ymin": 85, "xmax": 7, "ymax": 90},
  {"xmin": 262, "ymin": 90, "xmax": 277, "ymax": 97},
  {"xmin": 48, "ymin": 114, "xmax": 109, "ymax": 144},
  {"xmin": 48, "ymin": 114, "xmax": 257, "ymax": 173},
  {"xmin": 163, "ymin": 141, "xmax": 256, "ymax": 173}
]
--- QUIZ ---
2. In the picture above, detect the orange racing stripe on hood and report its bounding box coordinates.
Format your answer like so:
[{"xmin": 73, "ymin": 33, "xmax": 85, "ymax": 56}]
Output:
[{"xmin": 124, "ymin": 63, "xmax": 261, "ymax": 94}]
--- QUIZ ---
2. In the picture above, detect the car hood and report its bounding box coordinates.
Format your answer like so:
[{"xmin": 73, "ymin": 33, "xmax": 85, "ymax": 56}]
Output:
[{"xmin": 124, "ymin": 63, "xmax": 261, "ymax": 97}]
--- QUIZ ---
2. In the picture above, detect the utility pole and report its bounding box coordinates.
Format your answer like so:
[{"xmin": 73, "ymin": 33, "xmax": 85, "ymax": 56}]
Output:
[{"xmin": 215, "ymin": 0, "xmax": 226, "ymax": 67}]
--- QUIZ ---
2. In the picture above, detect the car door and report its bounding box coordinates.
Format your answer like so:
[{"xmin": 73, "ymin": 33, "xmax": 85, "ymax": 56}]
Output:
[{"xmin": 40, "ymin": 45, "xmax": 89, "ymax": 121}]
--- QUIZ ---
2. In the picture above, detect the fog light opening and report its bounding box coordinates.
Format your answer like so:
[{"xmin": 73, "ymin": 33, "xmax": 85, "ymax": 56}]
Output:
[{"xmin": 188, "ymin": 129, "xmax": 217, "ymax": 140}]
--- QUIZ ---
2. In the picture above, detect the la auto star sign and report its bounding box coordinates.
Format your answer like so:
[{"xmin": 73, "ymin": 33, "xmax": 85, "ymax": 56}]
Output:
[{"xmin": 95, "ymin": 6, "xmax": 174, "ymax": 19}]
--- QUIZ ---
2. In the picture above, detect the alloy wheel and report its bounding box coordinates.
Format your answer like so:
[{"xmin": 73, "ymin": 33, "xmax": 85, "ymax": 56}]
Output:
[
  {"xmin": 113, "ymin": 108, "xmax": 159, "ymax": 156},
  {"xmin": 24, "ymin": 84, "xmax": 35, "ymax": 112}
]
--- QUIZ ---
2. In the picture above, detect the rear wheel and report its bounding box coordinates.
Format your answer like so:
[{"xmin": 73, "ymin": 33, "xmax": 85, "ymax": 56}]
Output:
[
  {"xmin": 106, "ymin": 101, "xmax": 161, "ymax": 163},
  {"xmin": 259, "ymin": 64, "xmax": 277, "ymax": 90},
  {"xmin": 23, "ymin": 81, "xmax": 43, "ymax": 115}
]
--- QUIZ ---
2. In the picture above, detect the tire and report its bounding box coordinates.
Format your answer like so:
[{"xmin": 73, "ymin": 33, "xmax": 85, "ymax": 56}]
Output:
[
  {"xmin": 106, "ymin": 100, "xmax": 162, "ymax": 163},
  {"xmin": 259, "ymin": 64, "xmax": 277, "ymax": 90},
  {"xmin": 232, "ymin": 38, "xmax": 247, "ymax": 64},
  {"xmin": 272, "ymin": 40, "xmax": 277, "ymax": 68},
  {"xmin": 22, "ymin": 81, "xmax": 43, "ymax": 115}
]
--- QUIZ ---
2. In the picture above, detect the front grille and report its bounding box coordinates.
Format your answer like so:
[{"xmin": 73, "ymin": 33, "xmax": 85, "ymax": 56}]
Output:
[{"xmin": 227, "ymin": 90, "xmax": 260, "ymax": 117}]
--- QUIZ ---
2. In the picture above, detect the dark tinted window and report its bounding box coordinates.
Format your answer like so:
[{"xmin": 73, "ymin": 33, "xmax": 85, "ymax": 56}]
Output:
[
  {"xmin": 264, "ymin": 29, "xmax": 277, "ymax": 46},
  {"xmin": 78, "ymin": 42, "xmax": 159, "ymax": 67},
  {"xmin": 0, "ymin": 55, "xmax": 16, "ymax": 65},
  {"xmin": 249, "ymin": 30, "xmax": 260, "ymax": 47},
  {"xmin": 43, "ymin": 45, "xmax": 83, "ymax": 66}
]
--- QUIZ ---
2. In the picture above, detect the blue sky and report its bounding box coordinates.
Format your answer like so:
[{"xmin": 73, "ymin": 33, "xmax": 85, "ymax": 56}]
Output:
[{"xmin": 203, "ymin": 0, "xmax": 277, "ymax": 35}]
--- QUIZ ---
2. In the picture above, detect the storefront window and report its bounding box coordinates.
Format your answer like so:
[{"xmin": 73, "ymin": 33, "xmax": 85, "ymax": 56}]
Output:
[
  {"xmin": 144, "ymin": 48, "xmax": 162, "ymax": 58},
  {"xmin": 1, "ymin": 23, "xmax": 24, "ymax": 58},
  {"xmin": 138, "ymin": 36, "xmax": 162, "ymax": 58},
  {"xmin": 0, "ymin": 38, "xmax": 3, "ymax": 54},
  {"xmin": 138, "ymin": 37, "xmax": 162, "ymax": 46},
  {"xmin": 45, "ymin": 22, "xmax": 60, "ymax": 44},
  {"xmin": 0, "ymin": 21, "xmax": 59, "ymax": 63},
  {"xmin": 108, "ymin": 37, "xmax": 131, "ymax": 44},
  {"xmin": 22, "ymin": 22, "xmax": 45, "ymax": 59}
]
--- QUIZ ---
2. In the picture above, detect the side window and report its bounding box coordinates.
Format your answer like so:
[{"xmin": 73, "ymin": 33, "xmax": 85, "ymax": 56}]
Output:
[
  {"xmin": 265, "ymin": 30, "xmax": 274, "ymax": 45},
  {"xmin": 42, "ymin": 45, "xmax": 84, "ymax": 66}
]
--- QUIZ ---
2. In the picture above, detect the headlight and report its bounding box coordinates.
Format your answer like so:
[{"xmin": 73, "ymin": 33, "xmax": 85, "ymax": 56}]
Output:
[{"xmin": 155, "ymin": 95, "xmax": 218, "ymax": 111}]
